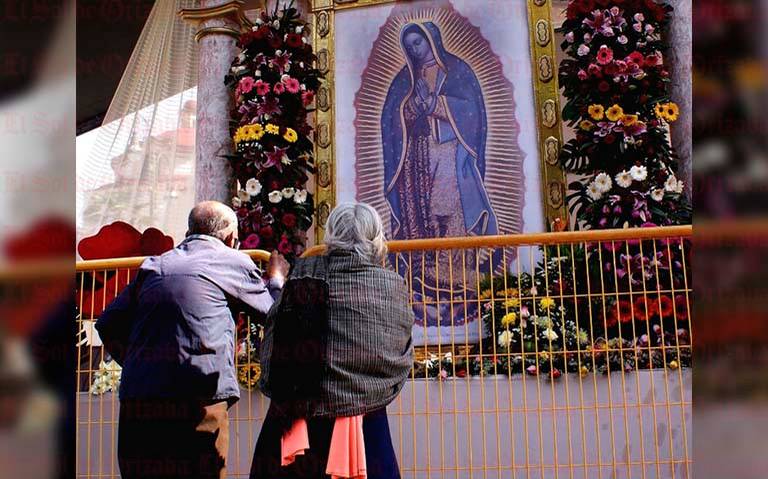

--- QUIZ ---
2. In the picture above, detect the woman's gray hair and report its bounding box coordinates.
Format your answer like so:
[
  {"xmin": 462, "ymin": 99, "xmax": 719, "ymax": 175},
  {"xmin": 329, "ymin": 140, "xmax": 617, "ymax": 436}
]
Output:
[{"xmin": 324, "ymin": 202, "xmax": 387, "ymax": 263}]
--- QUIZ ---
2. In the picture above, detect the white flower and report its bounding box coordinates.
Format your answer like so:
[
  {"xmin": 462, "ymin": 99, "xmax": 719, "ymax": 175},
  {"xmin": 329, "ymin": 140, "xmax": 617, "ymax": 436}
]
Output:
[
  {"xmin": 268, "ymin": 191, "xmax": 283, "ymax": 203},
  {"xmin": 577, "ymin": 44, "xmax": 590, "ymax": 56},
  {"xmin": 300, "ymin": 83, "xmax": 306, "ymax": 91},
  {"xmin": 231, "ymin": 65, "xmax": 246, "ymax": 74},
  {"xmin": 616, "ymin": 170, "xmax": 633, "ymax": 188},
  {"xmin": 281, "ymin": 73, "xmax": 290, "ymax": 82},
  {"xmin": 673, "ymin": 180, "xmax": 685, "ymax": 194},
  {"xmin": 498, "ymin": 330, "xmax": 514, "ymax": 348},
  {"xmin": 583, "ymin": 33, "xmax": 592, "ymax": 43},
  {"xmin": 594, "ymin": 172, "xmax": 613, "ymax": 193},
  {"xmin": 565, "ymin": 31, "xmax": 575, "ymax": 43},
  {"xmin": 302, "ymin": 37, "xmax": 308, "ymax": 44},
  {"xmin": 294, "ymin": 189, "xmax": 308, "ymax": 204},
  {"xmin": 664, "ymin": 175, "xmax": 678, "ymax": 192},
  {"xmin": 618, "ymin": 35, "xmax": 628, "ymax": 44},
  {"xmin": 254, "ymin": 70, "xmax": 261, "ymax": 77},
  {"xmin": 633, "ymin": 23, "xmax": 643, "ymax": 32},
  {"xmin": 543, "ymin": 328, "xmax": 559, "ymax": 341},
  {"xmin": 232, "ymin": 196, "xmax": 242, "ymax": 208},
  {"xmin": 587, "ymin": 182, "xmax": 603, "ymax": 201},
  {"xmin": 281, "ymin": 187, "xmax": 295, "ymax": 199},
  {"xmin": 295, "ymin": 26, "xmax": 303, "ymax": 34},
  {"xmin": 237, "ymin": 189, "xmax": 251, "ymax": 202},
  {"xmin": 272, "ymin": 20, "xmax": 280, "ymax": 29},
  {"xmin": 630, "ymin": 165, "xmax": 648, "ymax": 181},
  {"xmin": 634, "ymin": 13, "xmax": 645, "ymax": 22},
  {"xmin": 610, "ymin": 6, "xmax": 620, "ymax": 16},
  {"xmin": 275, "ymin": 49, "xmax": 282, "ymax": 56},
  {"xmin": 237, "ymin": 52, "xmax": 246, "ymax": 63},
  {"xmin": 255, "ymin": 18, "xmax": 263, "ymax": 25},
  {"xmin": 299, "ymin": 62, "xmax": 305, "ymax": 68},
  {"xmin": 282, "ymin": 155, "xmax": 292, "ymax": 166},
  {"xmin": 651, "ymin": 188, "xmax": 665, "ymax": 202},
  {"xmin": 245, "ymin": 178, "xmax": 262, "ymax": 196}
]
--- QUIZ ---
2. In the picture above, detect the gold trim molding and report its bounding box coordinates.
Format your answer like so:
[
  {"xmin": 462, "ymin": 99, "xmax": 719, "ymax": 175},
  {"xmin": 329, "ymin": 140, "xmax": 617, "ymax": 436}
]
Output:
[
  {"xmin": 179, "ymin": 0, "xmax": 256, "ymax": 38},
  {"xmin": 310, "ymin": 0, "xmax": 568, "ymax": 241}
]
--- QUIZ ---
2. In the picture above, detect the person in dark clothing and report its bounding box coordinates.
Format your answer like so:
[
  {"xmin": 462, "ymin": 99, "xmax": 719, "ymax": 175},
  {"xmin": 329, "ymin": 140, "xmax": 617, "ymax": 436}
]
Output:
[
  {"xmin": 97, "ymin": 201, "xmax": 289, "ymax": 479},
  {"xmin": 251, "ymin": 202, "xmax": 414, "ymax": 479}
]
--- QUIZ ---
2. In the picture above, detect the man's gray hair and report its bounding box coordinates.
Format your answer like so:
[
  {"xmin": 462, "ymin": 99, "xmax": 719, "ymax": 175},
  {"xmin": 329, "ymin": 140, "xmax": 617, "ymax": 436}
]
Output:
[
  {"xmin": 187, "ymin": 201, "xmax": 237, "ymax": 242},
  {"xmin": 324, "ymin": 202, "xmax": 387, "ymax": 263}
]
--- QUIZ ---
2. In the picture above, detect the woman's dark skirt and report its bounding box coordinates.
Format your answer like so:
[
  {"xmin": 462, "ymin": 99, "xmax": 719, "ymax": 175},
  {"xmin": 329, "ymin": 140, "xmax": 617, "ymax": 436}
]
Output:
[{"xmin": 250, "ymin": 405, "xmax": 401, "ymax": 479}]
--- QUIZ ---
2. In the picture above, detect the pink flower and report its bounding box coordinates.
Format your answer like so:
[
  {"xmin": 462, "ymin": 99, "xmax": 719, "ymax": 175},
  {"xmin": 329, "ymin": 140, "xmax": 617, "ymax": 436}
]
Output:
[
  {"xmin": 583, "ymin": 10, "xmax": 613, "ymax": 37},
  {"xmin": 565, "ymin": 31, "xmax": 575, "ymax": 43},
  {"xmin": 644, "ymin": 53, "xmax": 661, "ymax": 67},
  {"xmin": 278, "ymin": 235, "xmax": 293, "ymax": 255},
  {"xmin": 596, "ymin": 45, "xmax": 614, "ymax": 65},
  {"xmin": 273, "ymin": 82, "xmax": 285, "ymax": 95},
  {"xmin": 254, "ymin": 80, "xmax": 270, "ymax": 96},
  {"xmin": 627, "ymin": 51, "xmax": 645, "ymax": 65},
  {"xmin": 577, "ymin": 69, "xmax": 588, "ymax": 80},
  {"xmin": 256, "ymin": 96, "xmax": 281, "ymax": 116},
  {"xmin": 301, "ymin": 90, "xmax": 314, "ymax": 106},
  {"xmin": 283, "ymin": 77, "xmax": 301, "ymax": 94},
  {"xmin": 588, "ymin": 63, "xmax": 602, "ymax": 77},
  {"xmin": 269, "ymin": 51, "xmax": 292, "ymax": 74},
  {"xmin": 242, "ymin": 233, "xmax": 260, "ymax": 249},
  {"xmin": 238, "ymin": 76, "xmax": 255, "ymax": 94},
  {"xmin": 263, "ymin": 146, "xmax": 289, "ymax": 171}
]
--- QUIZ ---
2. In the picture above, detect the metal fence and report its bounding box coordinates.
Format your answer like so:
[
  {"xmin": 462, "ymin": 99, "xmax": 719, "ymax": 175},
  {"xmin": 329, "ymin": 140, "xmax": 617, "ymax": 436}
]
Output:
[{"xmin": 76, "ymin": 225, "xmax": 692, "ymax": 478}]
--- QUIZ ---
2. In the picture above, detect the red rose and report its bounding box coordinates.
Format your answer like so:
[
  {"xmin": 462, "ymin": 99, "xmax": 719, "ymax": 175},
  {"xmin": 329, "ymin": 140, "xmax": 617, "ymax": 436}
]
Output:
[
  {"xmin": 286, "ymin": 33, "xmax": 303, "ymax": 48},
  {"xmin": 301, "ymin": 90, "xmax": 314, "ymax": 106},
  {"xmin": 644, "ymin": 54, "xmax": 661, "ymax": 67},
  {"xmin": 282, "ymin": 213, "xmax": 297, "ymax": 228},
  {"xmin": 604, "ymin": 63, "xmax": 619, "ymax": 76},
  {"xmin": 604, "ymin": 134, "xmax": 616, "ymax": 145},
  {"xmin": 259, "ymin": 226, "xmax": 274, "ymax": 239},
  {"xmin": 598, "ymin": 81, "xmax": 610, "ymax": 92},
  {"xmin": 577, "ymin": 0, "xmax": 595, "ymax": 14},
  {"xmin": 268, "ymin": 34, "xmax": 282, "ymax": 49},
  {"xmin": 253, "ymin": 25, "xmax": 270, "ymax": 40}
]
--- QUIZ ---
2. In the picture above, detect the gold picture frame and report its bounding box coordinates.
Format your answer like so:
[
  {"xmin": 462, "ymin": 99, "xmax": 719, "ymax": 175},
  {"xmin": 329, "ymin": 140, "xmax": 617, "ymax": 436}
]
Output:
[{"xmin": 310, "ymin": 0, "xmax": 567, "ymax": 243}]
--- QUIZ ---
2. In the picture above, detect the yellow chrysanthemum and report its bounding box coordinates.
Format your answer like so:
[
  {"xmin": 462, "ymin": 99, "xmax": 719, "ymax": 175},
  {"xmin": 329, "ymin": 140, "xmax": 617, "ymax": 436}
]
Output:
[
  {"xmin": 503, "ymin": 288, "xmax": 519, "ymax": 298},
  {"xmin": 265, "ymin": 123, "xmax": 280, "ymax": 134},
  {"xmin": 663, "ymin": 102, "xmax": 679, "ymax": 122},
  {"xmin": 579, "ymin": 119, "xmax": 595, "ymax": 131},
  {"xmin": 587, "ymin": 104, "xmax": 605, "ymax": 120},
  {"xmin": 283, "ymin": 128, "xmax": 298, "ymax": 143},
  {"xmin": 621, "ymin": 114, "xmax": 638, "ymax": 126},
  {"xmin": 654, "ymin": 103, "xmax": 666, "ymax": 119},
  {"xmin": 605, "ymin": 104, "xmax": 624, "ymax": 122},
  {"xmin": 504, "ymin": 298, "xmax": 520, "ymax": 309},
  {"xmin": 479, "ymin": 289, "xmax": 493, "ymax": 300},
  {"xmin": 501, "ymin": 312, "xmax": 517, "ymax": 328},
  {"xmin": 540, "ymin": 297, "xmax": 556, "ymax": 309}
]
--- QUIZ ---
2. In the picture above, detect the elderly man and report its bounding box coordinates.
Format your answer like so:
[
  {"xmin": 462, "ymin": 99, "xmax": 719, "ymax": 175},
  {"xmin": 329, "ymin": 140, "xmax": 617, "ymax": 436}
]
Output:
[{"xmin": 96, "ymin": 201, "xmax": 288, "ymax": 479}]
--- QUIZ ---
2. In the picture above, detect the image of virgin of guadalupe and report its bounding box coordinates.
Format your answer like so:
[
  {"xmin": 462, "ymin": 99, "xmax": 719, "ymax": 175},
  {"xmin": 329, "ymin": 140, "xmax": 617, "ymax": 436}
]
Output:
[{"xmin": 381, "ymin": 21, "xmax": 499, "ymax": 327}]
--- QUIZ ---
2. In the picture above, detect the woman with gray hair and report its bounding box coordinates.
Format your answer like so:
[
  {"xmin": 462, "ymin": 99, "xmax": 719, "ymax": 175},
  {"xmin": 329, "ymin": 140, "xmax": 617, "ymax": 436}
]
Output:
[{"xmin": 250, "ymin": 202, "xmax": 414, "ymax": 479}]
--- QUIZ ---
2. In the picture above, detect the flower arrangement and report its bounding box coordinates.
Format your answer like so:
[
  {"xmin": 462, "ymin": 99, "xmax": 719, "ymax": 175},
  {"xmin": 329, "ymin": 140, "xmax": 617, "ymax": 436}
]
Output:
[
  {"xmin": 414, "ymin": 241, "xmax": 691, "ymax": 381},
  {"xmin": 89, "ymin": 360, "xmax": 122, "ymax": 395},
  {"xmin": 225, "ymin": 2, "xmax": 321, "ymax": 256},
  {"xmin": 557, "ymin": 0, "xmax": 691, "ymax": 229}
]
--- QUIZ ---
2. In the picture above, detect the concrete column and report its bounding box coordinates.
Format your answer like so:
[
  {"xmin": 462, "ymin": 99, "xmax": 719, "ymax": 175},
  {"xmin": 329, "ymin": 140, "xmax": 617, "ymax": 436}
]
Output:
[
  {"xmin": 180, "ymin": 0, "xmax": 244, "ymax": 204},
  {"xmin": 667, "ymin": 0, "xmax": 692, "ymax": 198}
]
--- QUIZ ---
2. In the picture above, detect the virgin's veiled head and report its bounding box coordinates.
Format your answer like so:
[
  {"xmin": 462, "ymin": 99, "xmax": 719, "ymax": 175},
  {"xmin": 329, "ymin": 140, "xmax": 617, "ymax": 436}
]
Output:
[{"xmin": 399, "ymin": 22, "xmax": 446, "ymax": 70}]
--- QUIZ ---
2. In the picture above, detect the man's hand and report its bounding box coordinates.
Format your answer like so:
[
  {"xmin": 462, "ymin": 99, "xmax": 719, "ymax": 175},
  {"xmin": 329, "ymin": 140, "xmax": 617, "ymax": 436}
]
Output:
[{"xmin": 266, "ymin": 250, "xmax": 289, "ymax": 282}]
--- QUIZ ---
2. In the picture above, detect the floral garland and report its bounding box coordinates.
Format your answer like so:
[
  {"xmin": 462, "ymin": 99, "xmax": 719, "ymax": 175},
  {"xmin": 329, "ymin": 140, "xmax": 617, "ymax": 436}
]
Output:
[
  {"xmin": 225, "ymin": 2, "xmax": 321, "ymax": 256},
  {"xmin": 557, "ymin": 0, "xmax": 691, "ymax": 229}
]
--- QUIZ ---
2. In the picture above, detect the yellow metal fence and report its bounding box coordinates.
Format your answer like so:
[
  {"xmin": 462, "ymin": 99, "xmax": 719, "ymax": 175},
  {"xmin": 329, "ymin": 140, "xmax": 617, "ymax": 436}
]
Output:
[{"xmin": 76, "ymin": 226, "xmax": 692, "ymax": 478}]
